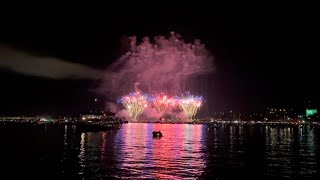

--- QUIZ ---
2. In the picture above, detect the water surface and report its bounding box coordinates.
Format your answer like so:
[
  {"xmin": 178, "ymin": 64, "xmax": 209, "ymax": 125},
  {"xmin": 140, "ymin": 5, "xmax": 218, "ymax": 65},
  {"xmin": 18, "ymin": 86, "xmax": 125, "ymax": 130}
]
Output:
[{"xmin": 1, "ymin": 123, "xmax": 319, "ymax": 179}]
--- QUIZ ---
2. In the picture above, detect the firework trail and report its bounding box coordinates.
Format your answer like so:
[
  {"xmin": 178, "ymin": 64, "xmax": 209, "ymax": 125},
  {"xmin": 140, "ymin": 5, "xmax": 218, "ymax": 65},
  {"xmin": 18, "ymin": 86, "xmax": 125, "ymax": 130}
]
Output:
[
  {"xmin": 178, "ymin": 95, "xmax": 203, "ymax": 120},
  {"xmin": 119, "ymin": 92, "xmax": 147, "ymax": 121},
  {"xmin": 151, "ymin": 93, "xmax": 178, "ymax": 113}
]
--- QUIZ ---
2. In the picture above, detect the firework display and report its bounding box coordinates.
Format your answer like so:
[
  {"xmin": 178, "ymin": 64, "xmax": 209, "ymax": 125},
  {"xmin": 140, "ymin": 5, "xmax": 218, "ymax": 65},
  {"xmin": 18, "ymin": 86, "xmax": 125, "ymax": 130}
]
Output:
[
  {"xmin": 105, "ymin": 32, "xmax": 213, "ymax": 121},
  {"xmin": 119, "ymin": 92, "xmax": 147, "ymax": 121},
  {"xmin": 178, "ymin": 95, "xmax": 203, "ymax": 120},
  {"xmin": 151, "ymin": 94, "xmax": 178, "ymax": 113},
  {"xmin": 119, "ymin": 92, "xmax": 203, "ymax": 120}
]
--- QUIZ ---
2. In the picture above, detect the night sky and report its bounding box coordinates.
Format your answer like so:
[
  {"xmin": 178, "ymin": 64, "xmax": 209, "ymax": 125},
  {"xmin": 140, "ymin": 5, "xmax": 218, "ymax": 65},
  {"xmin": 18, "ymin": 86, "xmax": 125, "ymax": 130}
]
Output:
[{"xmin": 0, "ymin": 2, "xmax": 318, "ymax": 116}]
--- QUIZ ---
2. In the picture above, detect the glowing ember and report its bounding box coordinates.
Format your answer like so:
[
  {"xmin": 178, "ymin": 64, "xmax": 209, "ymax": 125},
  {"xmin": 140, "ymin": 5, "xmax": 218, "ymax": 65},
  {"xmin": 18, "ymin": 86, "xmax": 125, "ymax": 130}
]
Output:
[
  {"xmin": 119, "ymin": 92, "xmax": 147, "ymax": 121},
  {"xmin": 178, "ymin": 95, "xmax": 203, "ymax": 120}
]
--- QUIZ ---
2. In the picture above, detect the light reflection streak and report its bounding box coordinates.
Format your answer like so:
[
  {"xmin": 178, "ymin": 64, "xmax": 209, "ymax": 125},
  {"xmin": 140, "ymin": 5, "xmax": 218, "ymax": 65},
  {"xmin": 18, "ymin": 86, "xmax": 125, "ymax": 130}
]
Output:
[
  {"xmin": 99, "ymin": 132, "xmax": 107, "ymax": 161},
  {"xmin": 78, "ymin": 132, "xmax": 86, "ymax": 175},
  {"xmin": 60, "ymin": 125, "xmax": 68, "ymax": 174}
]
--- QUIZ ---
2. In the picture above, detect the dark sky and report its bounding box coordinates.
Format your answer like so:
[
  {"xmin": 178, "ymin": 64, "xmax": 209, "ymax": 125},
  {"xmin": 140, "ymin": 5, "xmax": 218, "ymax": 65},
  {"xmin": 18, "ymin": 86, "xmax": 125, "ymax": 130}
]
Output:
[{"xmin": 0, "ymin": 2, "xmax": 318, "ymax": 115}]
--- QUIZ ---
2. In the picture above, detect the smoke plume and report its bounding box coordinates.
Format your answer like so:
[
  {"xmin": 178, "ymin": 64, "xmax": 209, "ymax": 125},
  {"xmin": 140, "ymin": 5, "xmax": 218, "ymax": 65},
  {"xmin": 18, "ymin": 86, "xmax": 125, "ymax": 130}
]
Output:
[
  {"xmin": 101, "ymin": 32, "xmax": 214, "ymax": 97},
  {"xmin": 0, "ymin": 44, "xmax": 102, "ymax": 79}
]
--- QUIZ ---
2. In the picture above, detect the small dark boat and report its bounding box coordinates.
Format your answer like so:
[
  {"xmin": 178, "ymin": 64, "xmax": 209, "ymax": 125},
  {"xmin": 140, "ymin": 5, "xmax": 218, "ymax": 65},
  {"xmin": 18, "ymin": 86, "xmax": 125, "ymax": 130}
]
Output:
[{"xmin": 153, "ymin": 131, "xmax": 162, "ymax": 138}]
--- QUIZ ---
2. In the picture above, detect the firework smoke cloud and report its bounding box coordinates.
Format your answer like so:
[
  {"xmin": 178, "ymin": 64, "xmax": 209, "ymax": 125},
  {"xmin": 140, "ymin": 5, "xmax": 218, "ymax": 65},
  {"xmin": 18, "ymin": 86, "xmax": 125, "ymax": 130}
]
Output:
[{"xmin": 102, "ymin": 32, "xmax": 214, "ymax": 97}]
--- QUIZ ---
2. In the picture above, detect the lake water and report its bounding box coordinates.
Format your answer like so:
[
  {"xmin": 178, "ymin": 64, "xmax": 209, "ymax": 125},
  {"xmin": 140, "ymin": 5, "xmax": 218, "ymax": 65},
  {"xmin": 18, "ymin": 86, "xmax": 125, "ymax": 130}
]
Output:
[{"xmin": 1, "ymin": 123, "xmax": 320, "ymax": 179}]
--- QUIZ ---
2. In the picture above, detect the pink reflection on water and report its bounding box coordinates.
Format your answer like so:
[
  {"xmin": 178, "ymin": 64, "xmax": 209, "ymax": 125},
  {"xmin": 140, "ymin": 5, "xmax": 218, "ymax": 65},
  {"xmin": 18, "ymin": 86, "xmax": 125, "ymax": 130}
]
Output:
[{"xmin": 116, "ymin": 123, "xmax": 206, "ymax": 178}]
